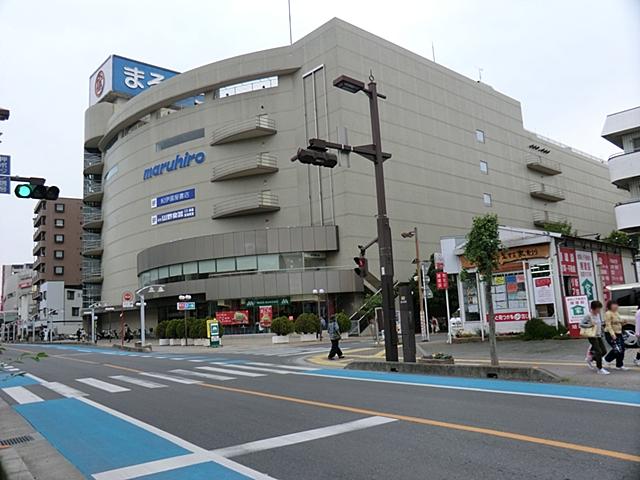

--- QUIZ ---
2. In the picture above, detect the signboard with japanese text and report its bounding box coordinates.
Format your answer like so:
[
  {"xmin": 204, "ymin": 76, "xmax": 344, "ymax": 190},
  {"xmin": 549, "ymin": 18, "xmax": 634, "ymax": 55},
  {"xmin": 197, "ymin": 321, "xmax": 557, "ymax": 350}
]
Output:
[
  {"xmin": 576, "ymin": 251, "xmax": 596, "ymax": 301},
  {"xmin": 461, "ymin": 243, "xmax": 550, "ymax": 269},
  {"xmin": 216, "ymin": 310, "xmax": 250, "ymax": 326},
  {"xmin": 596, "ymin": 252, "xmax": 625, "ymax": 302},
  {"xmin": 151, "ymin": 188, "xmax": 195, "ymax": 209},
  {"xmin": 151, "ymin": 206, "xmax": 196, "ymax": 226},
  {"xmin": 564, "ymin": 295, "xmax": 589, "ymax": 337},
  {"xmin": 122, "ymin": 291, "xmax": 135, "ymax": 308},
  {"xmin": 434, "ymin": 253, "xmax": 445, "ymax": 271},
  {"xmin": 435, "ymin": 271, "xmax": 449, "ymax": 290},
  {"xmin": 490, "ymin": 312, "xmax": 530, "ymax": 322},
  {"xmin": 0, "ymin": 155, "xmax": 10, "ymax": 175},
  {"xmin": 177, "ymin": 302, "xmax": 196, "ymax": 311},
  {"xmin": 533, "ymin": 277, "xmax": 555, "ymax": 304},
  {"xmin": 559, "ymin": 247, "xmax": 578, "ymax": 276},
  {"xmin": 259, "ymin": 306, "xmax": 273, "ymax": 328},
  {"xmin": 0, "ymin": 176, "xmax": 9, "ymax": 195},
  {"xmin": 206, "ymin": 319, "xmax": 220, "ymax": 347}
]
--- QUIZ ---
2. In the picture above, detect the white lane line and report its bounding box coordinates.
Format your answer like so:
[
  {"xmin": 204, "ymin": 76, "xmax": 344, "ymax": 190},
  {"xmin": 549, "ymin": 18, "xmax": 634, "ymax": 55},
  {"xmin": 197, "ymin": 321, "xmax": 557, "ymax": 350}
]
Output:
[
  {"xmin": 170, "ymin": 369, "xmax": 235, "ymax": 381},
  {"xmin": 79, "ymin": 398, "xmax": 276, "ymax": 480},
  {"xmin": 139, "ymin": 372, "xmax": 202, "ymax": 384},
  {"xmin": 196, "ymin": 366, "xmax": 265, "ymax": 378},
  {"xmin": 110, "ymin": 375, "xmax": 167, "ymax": 389},
  {"xmin": 209, "ymin": 363, "xmax": 292, "ymax": 375},
  {"xmin": 42, "ymin": 382, "xmax": 88, "ymax": 398},
  {"xmin": 245, "ymin": 362, "xmax": 319, "ymax": 371},
  {"xmin": 77, "ymin": 378, "xmax": 130, "ymax": 393},
  {"xmin": 213, "ymin": 416, "xmax": 397, "ymax": 458},
  {"xmin": 169, "ymin": 357, "xmax": 186, "ymax": 360},
  {"xmin": 2, "ymin": 386, "xmax": 44, "ymax": 404},
  {"xmin": 187, "ymin": 359, "xmax": 206, "ymax": 363}
]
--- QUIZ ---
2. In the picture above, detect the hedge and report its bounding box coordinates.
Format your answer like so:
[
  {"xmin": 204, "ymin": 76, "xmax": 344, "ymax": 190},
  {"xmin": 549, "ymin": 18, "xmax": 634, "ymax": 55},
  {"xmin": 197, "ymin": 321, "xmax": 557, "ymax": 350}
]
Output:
[
  {"xmin": 335, "ymin": 311, "xmax": 351, "ymax": 334},
  {"xmin": 295, "ymin": 313, "xmax": 320, "ymax": 334},
  {"xmin": 523, "ymin": 318, "xmax": 567, "ymax": 340},
  {"xmin": 271, "ymin": 316, "xmax": 294, "ymax": 336}
]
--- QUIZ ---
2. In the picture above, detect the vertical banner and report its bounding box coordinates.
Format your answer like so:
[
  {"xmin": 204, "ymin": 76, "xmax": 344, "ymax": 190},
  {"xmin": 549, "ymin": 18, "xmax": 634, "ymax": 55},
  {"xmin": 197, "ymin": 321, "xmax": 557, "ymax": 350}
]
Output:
[
  {"xmin": 559, "ymin": 247, "xmax": 578, "ymax": 276},
  {"xmin": 259, "ymin": 305, "xmax": 273, "ymax": 328},
  {"xmin": 575, "ymin": 251, "xmax": 596, "ymax": 301}
]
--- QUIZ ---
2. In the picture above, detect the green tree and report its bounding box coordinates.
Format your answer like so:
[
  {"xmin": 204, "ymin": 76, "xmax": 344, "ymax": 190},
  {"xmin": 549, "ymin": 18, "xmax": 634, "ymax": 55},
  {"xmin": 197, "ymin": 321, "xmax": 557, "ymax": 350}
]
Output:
[
  {"xmin": 542, "ymin": 221, "xmax": 575, "ymax": 236},
  {"xmin": 464, "ymin": 214, "xmax": 501, "ymax": 366},
  {"xmin": 603, "ymin": 230, "xmax": 634, "ymax": 248}
]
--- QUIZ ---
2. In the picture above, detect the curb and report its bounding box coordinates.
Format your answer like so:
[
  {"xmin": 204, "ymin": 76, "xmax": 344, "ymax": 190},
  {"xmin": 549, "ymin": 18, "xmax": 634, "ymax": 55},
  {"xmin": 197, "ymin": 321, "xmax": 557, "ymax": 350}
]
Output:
[
  {"xmin": 0, "ymin": 446, "xmax": 34, "ymax": 480},
  {"xmin": 111, "ymin": 343, "xmax": 153, "ymax": 353}
]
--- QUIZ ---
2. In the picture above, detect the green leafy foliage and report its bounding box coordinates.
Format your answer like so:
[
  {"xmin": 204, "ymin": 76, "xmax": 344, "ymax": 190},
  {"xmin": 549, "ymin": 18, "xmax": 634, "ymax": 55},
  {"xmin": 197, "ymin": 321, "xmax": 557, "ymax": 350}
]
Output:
[
  {"xmin": 603, "ymin": 230, "xmax": 636, "ymax": 248},
  {"xmin": 175, "ymin": 320, "xmax": 185, "ymax": 339},
  {"xmin": 295, "ymin": 313, "xmax": 319, "ymax": 334},
  {"xmin": 542, "ymin": 221, "xmax": 575, "ymax": 236},
  {"xmin": 271, "ymin": 316, "xmax": 294, "ymax": 336},
  {"xmin": 156, "ymin": 321, "xmax": 169, "ymax": 339},
  {"xmin": 335, "ymin": 311, "xmax": 351, "ymax": 334},
  {"xmin": 165, "ymin": 320, "xmax": 178, "ymax": 339},
  {"xmin": 523, "ymin": 318, "xmax": 567, "ymax": 340},
  {"xmin": 0, "ymin": 347, "xmax": 48, "ymax": 380}
]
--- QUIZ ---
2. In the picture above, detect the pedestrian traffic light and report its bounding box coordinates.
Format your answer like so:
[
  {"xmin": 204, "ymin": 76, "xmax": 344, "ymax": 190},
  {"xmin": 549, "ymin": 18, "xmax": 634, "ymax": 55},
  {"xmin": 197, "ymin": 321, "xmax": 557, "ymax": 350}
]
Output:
[
  {"xmin": 290, "ymin": 147, "xmax": 338, "ymax": 168},
  {"xmin": 353, "ymin": 256, "xmax": 368, "ymax": 278},
  {"xmin": 14, "ymin": 183, "xmax": 59, "ymax": 200}
]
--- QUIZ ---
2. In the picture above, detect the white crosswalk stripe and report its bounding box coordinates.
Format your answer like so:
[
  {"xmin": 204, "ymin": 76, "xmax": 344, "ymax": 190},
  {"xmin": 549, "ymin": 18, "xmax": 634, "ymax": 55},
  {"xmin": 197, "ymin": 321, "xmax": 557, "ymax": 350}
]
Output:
[
  {"xmin": 77, "ymin": 378, "xmax": 131, "ymax": 393},
  {"xmin": 245, "ymin": 362, "xmax": 320, "ymax": 371},
  {"xmin": 170, "ymin": 369, "xmax": 235, "ymax": 381},
  {"xmin": 2, "ymin": 386, "xmax": 43, "ymax": 404},
  {"xmin": 42, "ymin": 382, "xmax": 87, "ymax": 398},
  {"xmin": 110, "ymin": 375, "xmax": 167, "ymax": 389},
  {"xmin": 196, "ymin": 366, "xmax": 265, "ymax": 377},
  {"xmin": 140, "ymin": 372, "xmax": 202, "ymax": 384},
  {"xmin": 209, "ymin": 363, "xmax": 292, "ymax": 375}
]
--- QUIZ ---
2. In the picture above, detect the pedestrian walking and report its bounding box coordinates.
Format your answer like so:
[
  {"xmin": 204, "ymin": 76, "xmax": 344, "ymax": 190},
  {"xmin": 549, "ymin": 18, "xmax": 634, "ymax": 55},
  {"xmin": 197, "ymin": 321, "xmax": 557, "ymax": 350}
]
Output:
[
  {"xmin": 317, "ymin": 316, "xmax": 326, "ymax": 340},
  {"xmin": 603, "ymin": 301, "xmax": 629, "ymax": 370},
  {"xmin": 580, "ymin": 300, "xmax": 608, "ymax": 375},
  {"xmin": 634, "ymin": 304, "xmax": 640, "ymax": 367},
  {"xmin": 327, "ymin": 316, "xmax": 344, "ymax": 360},
  {"xmin": 76, "ymin": 328, "xmax": 82, "ymax": 342}
]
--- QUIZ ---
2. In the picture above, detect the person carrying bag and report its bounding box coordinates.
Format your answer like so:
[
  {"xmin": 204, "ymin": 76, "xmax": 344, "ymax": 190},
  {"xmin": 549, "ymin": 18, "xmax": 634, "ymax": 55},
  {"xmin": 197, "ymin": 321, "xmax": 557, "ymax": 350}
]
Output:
[{"xmin": 580, "ymin": 300, "xmax": 609, "ymax": 375}]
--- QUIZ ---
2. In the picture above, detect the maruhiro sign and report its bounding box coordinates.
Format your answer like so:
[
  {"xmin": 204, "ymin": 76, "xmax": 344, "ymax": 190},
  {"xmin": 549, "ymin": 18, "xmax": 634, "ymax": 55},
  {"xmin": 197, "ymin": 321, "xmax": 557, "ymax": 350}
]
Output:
[
  {"xmin": 143, "ymin": 152, "xmax": 205, "ymax": 181},
  {"xmin": 151, "ymin": 188, "xmax": 195, "ymax": 209}
]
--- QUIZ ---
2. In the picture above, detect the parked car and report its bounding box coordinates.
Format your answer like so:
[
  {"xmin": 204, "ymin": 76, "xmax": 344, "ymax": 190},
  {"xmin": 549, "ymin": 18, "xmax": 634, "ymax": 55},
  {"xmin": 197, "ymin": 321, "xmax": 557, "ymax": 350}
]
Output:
[{"xmin": 606, "ymin": 282, "xmax": 640, "ymax": 349}]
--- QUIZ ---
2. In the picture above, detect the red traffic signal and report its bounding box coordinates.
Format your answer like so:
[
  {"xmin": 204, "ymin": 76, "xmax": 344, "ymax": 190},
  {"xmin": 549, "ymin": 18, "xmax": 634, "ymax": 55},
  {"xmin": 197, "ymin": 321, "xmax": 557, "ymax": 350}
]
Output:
[{"xmin": 353, "ymin": 256, "xmax": 368, "ymax": 278}]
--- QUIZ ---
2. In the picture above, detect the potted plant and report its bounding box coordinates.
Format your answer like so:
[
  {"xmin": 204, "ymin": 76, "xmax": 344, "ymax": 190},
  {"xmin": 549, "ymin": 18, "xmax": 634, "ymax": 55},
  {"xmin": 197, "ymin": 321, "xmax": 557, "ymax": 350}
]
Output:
[
  {"xmin": 336, "ymin": 312, "xmax": 351, "ymax": 339},
  {"xmin": 271, "ymin": 316, "xmax": 293, "ymax": 343},
  {"xmin": 157, "ymin": 321, "xmax": 170, "ymax": 346},
  {"xmin": 296, "ymin": 313, "xmax": 319, "ymax": 342},
  {"xmin": 166, "ymin": 320, "xmax": 180, "ymax": 346}
]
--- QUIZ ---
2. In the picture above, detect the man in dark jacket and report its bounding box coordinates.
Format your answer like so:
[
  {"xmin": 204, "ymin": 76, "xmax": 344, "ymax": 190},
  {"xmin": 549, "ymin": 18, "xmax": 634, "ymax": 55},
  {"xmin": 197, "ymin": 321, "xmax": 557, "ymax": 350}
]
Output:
[{"xmin": 327, "ymin": 316, "xmax": 344, "ymax": 360}]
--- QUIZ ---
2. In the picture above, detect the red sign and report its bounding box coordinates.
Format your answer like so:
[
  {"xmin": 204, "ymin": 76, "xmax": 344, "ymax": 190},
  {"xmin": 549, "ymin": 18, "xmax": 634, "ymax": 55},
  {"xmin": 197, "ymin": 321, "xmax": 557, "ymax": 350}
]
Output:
[
  {"xmin": 216, "ymin": 310, "xmax": 250, "ymax": 326},
  {"xmin": 597, "ymin": 252, "xmax": 625, "ymax": 302},
  {"xmin": 122, "ymin": 291, "xmax": 134, "ymax": 302},
  {"xmin": 559, "ymin": 247, "xmax": 577, "ymax": 276},
  {"xmin": 569, "ymin": 277, "xmax": 581, "ymax": 296},
  {"xmin": 18, "ymin": 281, "xmax": 31, "ymax": 289},
  {"xmin": 490, "ymin": 311, "xmax": 530, "ymax": 322},
  {"xmin": 259, "ymin": 306, "xmax": 273, "ymax": 328},
  {"xmin": 436, "ymin": 271, "xmax": 449, "ymax": 290}
]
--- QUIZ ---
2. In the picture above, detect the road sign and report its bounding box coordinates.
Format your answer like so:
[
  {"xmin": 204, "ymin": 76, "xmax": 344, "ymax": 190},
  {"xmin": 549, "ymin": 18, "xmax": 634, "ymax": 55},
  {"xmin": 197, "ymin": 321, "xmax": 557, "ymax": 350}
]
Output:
[
  {"xmin": 0, "ymin": 176, "xmax": 9, "ymax": 195},
  {"xmin": 177, "ymin": 301, "xmax": 196, "ymax": 311},
  {"xmin": 434, "ymin": 252, "xmax": 444, "ymax": 271},
  {"xmin": 436, "ymin": 271, "xmax": 449, "ymax": 290},
  {"xmin": 425, "ymin": 286, "xmax": 434, "ymax": 299},
  {"xmin": 0, "ymin": 155, "xmax": 10, "ymax": 176},
  {"xmin": 122, "ymin": 291, "xmax": 135, "ymax": 308}
]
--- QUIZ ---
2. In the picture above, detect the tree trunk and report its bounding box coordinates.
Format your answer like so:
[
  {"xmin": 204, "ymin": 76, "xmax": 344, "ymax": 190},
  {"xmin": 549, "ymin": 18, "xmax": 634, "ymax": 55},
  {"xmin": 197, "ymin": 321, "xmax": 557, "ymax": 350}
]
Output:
[{"xmin": 485, "ymin": 278, "xmax": 499, "ymax": 366}]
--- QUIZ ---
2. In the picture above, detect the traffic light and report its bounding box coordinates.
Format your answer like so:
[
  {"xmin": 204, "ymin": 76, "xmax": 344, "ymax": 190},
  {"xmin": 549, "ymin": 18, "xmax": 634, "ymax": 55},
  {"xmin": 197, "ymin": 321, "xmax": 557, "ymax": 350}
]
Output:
[
  {"xmin": 14, "ymin": 184, "xmax": 59, "ymax": 200},
  {"xmin": 290, "ymin": 139, "xmax": 338, "ymax": 168},
  {"xmin": 353, "ymin": 256, "xmax": 368, "ymax": 278}
]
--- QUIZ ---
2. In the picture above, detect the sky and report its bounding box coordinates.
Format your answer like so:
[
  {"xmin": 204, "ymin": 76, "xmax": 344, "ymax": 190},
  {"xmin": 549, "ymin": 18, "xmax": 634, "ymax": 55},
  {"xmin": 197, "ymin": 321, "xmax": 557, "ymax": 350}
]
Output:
[{"xmin": 0, "ymin": 0, "xmax": 639, "ymax": 266}]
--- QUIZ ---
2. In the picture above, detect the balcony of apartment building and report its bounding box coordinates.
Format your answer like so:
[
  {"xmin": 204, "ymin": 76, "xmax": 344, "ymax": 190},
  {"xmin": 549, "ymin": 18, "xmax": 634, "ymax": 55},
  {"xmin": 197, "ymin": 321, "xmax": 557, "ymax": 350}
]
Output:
[
  {"xmin": 83, "ymin": 176, "xmax": 103, "ymax": 203},
  {"xmin": 82, "ymin": 233, "xmax": 103, "ymax": 257},
  {"xmin": 210, "ymin": 115, "xmax": 276, "ymax": 145},
  {"xmin": 525, "ymin": 153, "xmax": 562, "ymax": 176},
  {"xmin": 529, "ymin": 183, "xmax": 565, "ymax": 202},
  {"xmin": 33, "ymin": 229, "xmax": 45, "ymax": 242},
  {"xmin": 533, "ymin": 211, "xmax": 568, "ymax": 228},
  {"xmin": 33, "ymin": 241, "xmax": 45, "ymax": 257},
  {"xmin": 212, "ymin": 191, "xmax": 280, "ymax": 219},
  {"xmin": 82, "ymin": 205, "xmax": 103, "ymax": 230},
  {"xmin": 609, "ymin": 150, "xmax": 640, "ymax": 190},
  {"xmin": 34, "ymin": 199, "xmax": 46, "ymax": 215},
  {"xmin": 211, "ymin": 153, "xmax": 278, "ymax": 182},
  {"xmin": 33, "ymin": 211, "xmax": 46, "ymax": 228},
  {"xmin": 82, "ymin": 283, "xmax": 102, "ymax": 309},
  {"xmin": 82, "ymin": 258, "xmax": 103, "ymax": 283},
  {"xmin": 32, "ymin": 256, "xmax": 44, "ymax": 272},
  {"xmin": 83, "ymin": 150, "xmax": 104, "ymax": 175}
]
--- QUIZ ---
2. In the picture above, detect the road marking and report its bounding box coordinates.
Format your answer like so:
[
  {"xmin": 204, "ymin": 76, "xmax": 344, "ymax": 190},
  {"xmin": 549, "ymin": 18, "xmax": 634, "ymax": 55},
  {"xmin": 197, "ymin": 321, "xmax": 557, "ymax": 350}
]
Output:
[
  {"xmin": 57, "ymin": 355, "xmax": 99, "ymax": 365},
  {"xmin": 2, "ymin": 386, "xmax": 43, "ymax": 404},
  {"xmin": 196, "ymin": 382, "xmax": 640, "ymax": 463},
  {"xmin": 77, "ymin": 378, "xmax": 130, "ymax": 393},
  {"xmin": 169, "ymin": 357, "xmax": 186, "ymax": 360},
  {"xmin": 187, "ymin": 359, "xmax": 206, "ymax": 362},
  {"xmin": 209, "ymin": 363, "xmax": 292, "ymax": 374},
  {"xmin": 170, "ymin": 369, "xmax": 235, "ymax": 381},
  {"xmin": 139, "ymin": 372, "xmax": 202, "ymax": 384},
  {"xmin": 103, "ymin": 363, "xmax": 142, "ymax": 373},
  {"xmin": 42, "ymin": 382, "xmax": 88, "ymax": 398},
  {"xmin": 213, "ymin": 416, "xmax": 396, "ymax": 458},
  {"xmin": 110, "ymin": 375, "xmax": 167, "ymax": 389},
  {"xmin": 197, "ymin": 366, "xmax": 265, "ymax": 377},
  {"xmin": 246, "ymin": 362, "xmax": 319, "ymax": 371}
]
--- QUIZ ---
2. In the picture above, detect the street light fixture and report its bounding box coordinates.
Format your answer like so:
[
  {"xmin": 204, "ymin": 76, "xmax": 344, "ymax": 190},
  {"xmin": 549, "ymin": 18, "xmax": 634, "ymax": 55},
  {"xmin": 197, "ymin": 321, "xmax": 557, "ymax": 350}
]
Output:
[
  {"xmin": 333, "ymin": 75, "xmax": 365, "ymax": 94},
  {"xmin": 178, "ymin": 294, "xmax": 192, "ymax": 346},
  {"xmin": 136, "ymin": 285, "xmax": 165, "ymax": 346}
]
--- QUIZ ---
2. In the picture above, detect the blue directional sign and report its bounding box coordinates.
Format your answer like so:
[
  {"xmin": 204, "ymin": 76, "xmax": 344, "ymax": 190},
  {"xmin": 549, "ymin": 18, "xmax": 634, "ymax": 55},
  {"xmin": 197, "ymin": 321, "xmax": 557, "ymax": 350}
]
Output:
[
  {"xmin": 0, "ymin": 176, "xmax": 9, "ymax": 195},
  {"xmin": 0, "ymin": 155, "xmax": 10, "ymax": 176},
  {"xmin": 151, "ymin": 206, "xmax": 196, "ymax": 226},
  {"xmin": 151, "ymin": 188, "xmax": 195, "ymax": 209}
]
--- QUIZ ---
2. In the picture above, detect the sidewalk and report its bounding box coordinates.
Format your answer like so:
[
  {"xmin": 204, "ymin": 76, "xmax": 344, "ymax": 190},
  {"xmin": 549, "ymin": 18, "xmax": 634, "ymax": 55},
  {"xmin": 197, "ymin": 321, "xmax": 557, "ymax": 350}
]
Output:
[{"xmin": 306, "ymin": 333, "xmax": 640, "ymax": 390}]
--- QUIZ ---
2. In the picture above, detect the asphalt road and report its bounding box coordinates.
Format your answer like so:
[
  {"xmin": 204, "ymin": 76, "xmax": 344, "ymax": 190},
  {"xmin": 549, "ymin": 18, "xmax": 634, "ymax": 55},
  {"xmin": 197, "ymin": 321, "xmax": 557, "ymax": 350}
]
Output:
[{"xmin": 1, "ymin": 343, "xmax": 639, "ymax": 480}]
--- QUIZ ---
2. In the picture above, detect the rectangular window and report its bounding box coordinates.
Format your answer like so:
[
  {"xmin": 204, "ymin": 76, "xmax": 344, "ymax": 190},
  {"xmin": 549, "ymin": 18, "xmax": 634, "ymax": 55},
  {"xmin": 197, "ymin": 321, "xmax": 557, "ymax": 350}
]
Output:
[
  {"xmin": 217, "ymin": 76, "xmax": 278, "ymax": 98},
  {"xmin": 280, "ymin": 253, "xmax": 303, "ymax": 270},
  {"xmin": 72, "ymin": 307, "xmax": 80, "ymax": 317},
  {"xmin": 54, "ymin": 250, "xmax": 64, "ymax": 259},
  {"xmin": 54, "ymin": 266, "xmax": 64, "ymax": 275},
  {"xmin": 483, "ymin": 193, "xmax": 492, "ymax": 207},
  {"xmin": 149, "ymin": 269, "xmax": 159, "ymax": 283},
  {"xmin": 169, "ymin": 264, "xmax": 182, "ymax": 277},
  {"xmin": 480, "ymin": 160, "xmax": 488, "ymax": 174},
  {"xmin": 632, "ymin": 137, "xmax": 640, "ymax": 152},
  {"xmin": 55, "ymin": 203, "xmax": 65, "ymax": 213},
  {"xmin": 236, "ymin": 256, "xmax": 257, "ymax": 271},
  {"xmin": 155, "ymin": 128, "xmax": 205, "ymax": 151},
  {"xmin": 198, "ymin": 260, "xmax": 216, "ymax": 274},
  {"xmin": 258, "ymin": 254, "xmax": 279, "ymax": 271},
  {"xmin": 216, "ymin": 258, "xmax": 236, "ymax": 273},
  {"xmin": 183, "ymin": 262, "xmax": 198, "ymax": 275},
  {"xmin": 54, "ymin": 234, "xmax": 64, "ymax": 243},
  {"xmin": 55, "ymin": 218, "xmax": 65, "ymax": 228},
  {"xmin": 157, "ymin": 266, "xmax": 169, "ymax": 280},
  {"xmin": 66, "ymin": 290, "xmax": 74, "ymax": 300},
  {"xmin": 475, "ymin": 129, "xmax": 485, "ymax": 143}
]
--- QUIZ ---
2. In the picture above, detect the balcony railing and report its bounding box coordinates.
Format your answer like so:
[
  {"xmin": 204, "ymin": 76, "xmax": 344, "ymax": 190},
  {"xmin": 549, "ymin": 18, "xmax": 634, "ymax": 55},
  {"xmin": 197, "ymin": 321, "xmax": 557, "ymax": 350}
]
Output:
[
  {"xmin": 83, "ymin": 152, "xmax": 104, "ymax": 174},
  {"xmin": 614, "ymin": 200, "xmax": 640, "ymax": 234},
  {"xmin": 210, "ymin": 115, "xmax": 276, "ymax": 145},
  {"xmin": 529, "ymin": 183, "xmax": 565, "ymax": 202},
  {"xmin": 82, "ymin": 238, "xmax": 103, "ymax": 256},
  {"xmin": 211, "ymin": 153, "xmax": 278, "ymax": 182},
  {"xmin": 525, "ymin": 154, "xmax": 562, "ymax": 175},
  {"xmin": 82, "ymin": 207, "xmax": 103, "ymax": 229},
  {"xmin": 533, "ymin": 211, "xmax": 567, "ymax": 227},
  {"xmin": 83, "ymin": 259, "xmax": 103, "ymax": 283},
  {"xmin": 212, "ymin": 191, "xmax": 280, "ymax": 219},
  {"xmin": 608, "ymin": 150, "xmax": 640, "ymax": 190}
]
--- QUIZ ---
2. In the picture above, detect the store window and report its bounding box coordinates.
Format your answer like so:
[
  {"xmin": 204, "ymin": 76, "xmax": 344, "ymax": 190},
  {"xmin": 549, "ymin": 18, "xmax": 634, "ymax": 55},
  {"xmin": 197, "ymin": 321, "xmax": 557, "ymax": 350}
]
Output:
[
  {"xmin": 216, "ymin": 258, "xmax": 235, "ymax": 273},
  {"xmin": 199, "ymin": 260, "xmax": 216, "ymax": 274},
  {"xmin": 280, "ymin": 253, "xmax": 303, "ymax": 270},
  {"xmin": 491, "ymin": 272, "xmax": 528, "ymax": 312},
  {"xmin": 258, "ymin": 254, "xmax": 279, "ymax": 271},
  {"xmin": 461, "ymin": 273, "xmax": 481, "ymax": 322},
  {"xmin": 236, "ymin": 255, "xmax": 258, "ymax": 271},
  {"xmin": 158, "ymin": 266, "xmax": 169, "ymax": 281}
]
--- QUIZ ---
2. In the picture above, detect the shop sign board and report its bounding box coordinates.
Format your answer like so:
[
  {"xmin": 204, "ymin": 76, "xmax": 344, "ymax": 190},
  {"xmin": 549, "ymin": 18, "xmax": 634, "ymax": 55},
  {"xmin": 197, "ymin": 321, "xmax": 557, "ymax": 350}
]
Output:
[
  {"xmin": 533, "ymin": 277, "xmax": 555, "ymax": 304},
  {"xmin": 259, "ymin": 306, "xmax": 273, "ymax": 328},
  {"xmin": 576, "ymin": 251, "xmax": 596, "ymax": 301},
  {"xmin": 559, "ymin": 247, "xmax": 578, "ymax": 276},
  {"xmin": 435, "ymin": 271, "xmax": 449, "ymax": 290},
  {"xmin": 489, "ymin": 311, "xmax": 530, "ymax": 322},
  {"xmin": 564, "ymin": 295, "xmax": 589, "ymax": 338},
  {"xmin": 597, "ymin": 252, "xmax": 625, "ymax": 302},
  {"xmin": 244, "ymin": 298, "xmax": 290, "ymax": 307},
  {"xmin": 216, "ymin": 310, "xmax": 250, "ymax": 325},
  {"xmin": 177, "ymin": 301, "xmax": 196, "ymax": 311}
]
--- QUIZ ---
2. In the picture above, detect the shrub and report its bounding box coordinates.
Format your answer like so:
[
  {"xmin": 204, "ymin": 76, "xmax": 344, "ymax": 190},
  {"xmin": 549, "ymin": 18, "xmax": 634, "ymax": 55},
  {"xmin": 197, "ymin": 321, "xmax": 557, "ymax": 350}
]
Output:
[
  {"xmin": 335, "ymin": 312, "xmax": 351, "ymax": 334},
  {"xmin": 165, "ymin": 320, "xmax": 178, "ymax": 339},
  {"xmin": 295, "ymin": 313, "xmax": 319, "ymax": 334},
  {"xmin": 175, "ymin": 320, "xmax": 185, "ymax": 339},
  {"xmin": 523, "ymin": 318, "xmax": 560, "ymax": 340},
  {"xmin": 156, "ymin": 321, "xmax": 169, "ymax": 339},
  {"xmin": 271, "ymin": 316, "xmax": 294, "ymax": 336}
]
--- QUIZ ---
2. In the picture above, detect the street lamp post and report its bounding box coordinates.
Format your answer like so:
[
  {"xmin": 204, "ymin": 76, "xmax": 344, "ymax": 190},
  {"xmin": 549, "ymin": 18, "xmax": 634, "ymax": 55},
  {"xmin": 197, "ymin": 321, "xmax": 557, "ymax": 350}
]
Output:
[
  {"xmin": 136, "ymin": 285, "xmax": 165, "ymax": 346},
  {"xmin": 88, "ymin": 302, "xmax": 105, "ymax": 344},
  {"xmin": 401, "ymin": 227, "xmax": 429, "ymax": 342},
  {"xmin": 178, "ymin": 294, "xmax": 191, "ymax": 346},
  {"xmin": 312, "ymin": 288, "xmax": 325, "ymax": 339}
]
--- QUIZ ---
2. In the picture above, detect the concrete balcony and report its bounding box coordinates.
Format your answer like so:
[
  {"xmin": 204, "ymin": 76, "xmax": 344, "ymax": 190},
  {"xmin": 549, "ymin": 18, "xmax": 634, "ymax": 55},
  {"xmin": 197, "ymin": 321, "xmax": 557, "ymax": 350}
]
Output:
[
  {"xmin": 83, "ymin": 259, "xmax": 103, "ymax": 283},
  {"xmin": 529, "ymin": 183, "xmax": 565, "ymax": 202},
  {"xmin": 533, "ymin": 211, "xmax": 567, "ymax": 228},
  {"xmin": 211, "ymin": 153, "xmax": 278, "ymax": 182},
  {"xmin": 609, "ymin": 150, "xmax": 640, "ymax": 190},
  {"xmin": 83, "ymin": 151, "xmax": 104, "ymax": 175},
  {"xmin": 33, "ymin": 229, "xmax": 45, "ymax": 242},
  {"xmin": 210, "ymin": 115, "xmax": 276, "ymax": 145},
  {"xmin": 526, "ymin": 154, "xmax": 562, "ymax": 175},
  {"xmin": 82, "ymin": 208, "xmax": 103, "ymax": 230},
  {"xmin": 614, "ymin": 200, "xmax": 640, "ymax": 234},
  {"xmin": 82, "ymin": 238, "xmax": 103, "ymax": 257},
  {"xmin": 212, "ymin": 191, "xmax": 280, "ymax": 219},
  {"xmin": 602, "ymin": 106, "xmax": 640, "ymax": 148},
  {"xmin": 83, "ymin": 179, "xmax": 103, "ymax": 203},
  {"xmin": 33, "ymin": 240, "xmax": 45, "ymax": 257}
]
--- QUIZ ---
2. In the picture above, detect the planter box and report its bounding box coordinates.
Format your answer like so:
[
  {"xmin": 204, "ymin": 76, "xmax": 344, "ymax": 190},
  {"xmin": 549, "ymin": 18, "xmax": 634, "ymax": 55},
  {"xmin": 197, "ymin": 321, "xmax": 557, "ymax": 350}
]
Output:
[
  {"xmin": 158, "ymin": 339, "xmax": 170, "ymax": 346},
  {"xmin": 299, "ymin": 333, "xmax": 317, "ymax": 342},
  {"xmin": 342, "ymin": 332, "xmax": 349, "ymax": 339},
  {"xmin": 169, "ymin": 339, "xmax": 180, "ymax": 346},
  {"xmin": 195, "ymin": 338, "xmax": 209, "ymax": 346},
  {"xmin": 272, "ymin": 335, "xmax": 290, "ymax": 344},
  {"xmin": 418, "ymin": 357, "xmax": 454, "ymax": 365}
]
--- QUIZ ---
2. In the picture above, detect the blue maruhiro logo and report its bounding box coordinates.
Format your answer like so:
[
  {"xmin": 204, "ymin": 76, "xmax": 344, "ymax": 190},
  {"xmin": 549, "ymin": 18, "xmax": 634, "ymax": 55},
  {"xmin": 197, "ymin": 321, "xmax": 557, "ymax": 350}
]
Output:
[{"xmin": 143, "ymin": 151, "xmax": 205, "ymax": 180}]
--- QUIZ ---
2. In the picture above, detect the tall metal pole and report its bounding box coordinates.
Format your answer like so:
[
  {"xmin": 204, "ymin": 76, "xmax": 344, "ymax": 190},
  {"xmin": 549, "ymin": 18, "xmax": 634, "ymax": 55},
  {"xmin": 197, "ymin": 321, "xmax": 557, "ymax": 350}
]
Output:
[
  {"xmin": 139, "ymin": 294, "xmax": 146, "ymax": 346},
  {"xmin": 421, "ymin": 262, "xmax": 430, "ymax": 341},
  {"xmin": 413, "ymin": 227, "xmax": 428, "ymax": 342},
  {"xmin": 91, "ymin": 306, "xmax": 95, "ymax": 344},
  {"xmin": 367, "ymin": 80, "xmax": 398, "ymax": 362}
]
